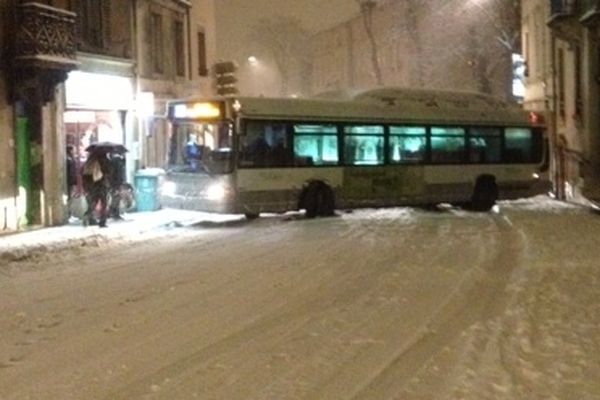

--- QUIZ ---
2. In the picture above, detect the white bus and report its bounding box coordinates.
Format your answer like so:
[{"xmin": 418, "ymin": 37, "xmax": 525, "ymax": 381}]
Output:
[{"xmin": 159, "ymin": 88, "xmax": 550, "ymax": 218}]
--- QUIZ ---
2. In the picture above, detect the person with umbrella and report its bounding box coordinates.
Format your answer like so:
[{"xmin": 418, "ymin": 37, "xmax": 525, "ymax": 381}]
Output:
[{"xmin": 81, "ymin": 146, "xmax": 111, "ymax": 227}]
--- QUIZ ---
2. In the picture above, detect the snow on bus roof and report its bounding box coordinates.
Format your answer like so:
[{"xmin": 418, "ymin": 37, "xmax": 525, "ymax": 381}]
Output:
[{"xmin": 235, "ymin": 87, "xmax": 531, "ymax": 126}]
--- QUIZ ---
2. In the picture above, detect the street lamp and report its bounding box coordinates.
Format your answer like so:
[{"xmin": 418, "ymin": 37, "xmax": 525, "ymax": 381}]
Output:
[{"xmin": 244, "ymin": 55, "xmax": 266, "ymax": 96}]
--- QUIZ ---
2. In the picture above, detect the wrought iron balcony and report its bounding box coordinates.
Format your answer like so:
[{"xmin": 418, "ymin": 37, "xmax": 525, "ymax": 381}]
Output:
[
  {"xmin": 13, "ymin": 2, "xmax": 78, "ymax": 71},
  {"xmin": 580, "ymin": 0, "xmax": 600, "ymax": 26}
]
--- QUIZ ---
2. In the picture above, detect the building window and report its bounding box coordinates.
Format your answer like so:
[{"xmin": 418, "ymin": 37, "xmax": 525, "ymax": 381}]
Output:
[
  {"xmin": 78, "ymin": 0, "xmax": 106, "ymax": 49},
  {"xmin": 151, "ymin": 12, "xmax": 164, "ymax": 74},
  {"xmin": 197, "ymin": 31, "xmax": 208, "ymax": 76},
  {"xmin": 174, "ymin": 19, "xmax": 185, "ymax": 77}
]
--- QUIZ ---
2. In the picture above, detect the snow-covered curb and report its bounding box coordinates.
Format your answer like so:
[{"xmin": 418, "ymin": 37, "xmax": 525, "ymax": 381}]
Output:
[
  {"xmin": 0, "ymin": 209, "xmax": 224, "ymax": 264},
  {"xmin": 0, "ymin": 233, "xmax": 108, "ymax": 263}
]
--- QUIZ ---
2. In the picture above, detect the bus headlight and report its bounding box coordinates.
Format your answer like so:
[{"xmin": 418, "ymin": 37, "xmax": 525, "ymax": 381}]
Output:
[
  {"xmin": 206, "ymin": 183, "xmax": 228, "ymax": 201},
  {"xmin": 161, "ymin": 181, "xmax": 177, "ymax": 196},
  {"xmin": 532, "ymin": 173, "xmax": 540, "ymax": 179}
]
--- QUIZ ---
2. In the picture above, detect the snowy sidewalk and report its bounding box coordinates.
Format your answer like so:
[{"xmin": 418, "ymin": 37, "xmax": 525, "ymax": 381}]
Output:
[{"xmin": 0, "ymin": 209, "xmax": 235, "ymax": 263}]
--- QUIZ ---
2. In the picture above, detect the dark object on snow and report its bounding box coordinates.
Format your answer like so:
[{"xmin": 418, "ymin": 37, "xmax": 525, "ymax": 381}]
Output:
[{"xmin": 469, "ymin": 174, "xmax": 499, "ymax": 212}]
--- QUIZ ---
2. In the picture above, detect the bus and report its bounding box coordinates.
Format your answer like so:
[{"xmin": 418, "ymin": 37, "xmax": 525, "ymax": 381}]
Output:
[{"xmin": 159, "ymin": 87, "xmax": 550, "ymax": 218}]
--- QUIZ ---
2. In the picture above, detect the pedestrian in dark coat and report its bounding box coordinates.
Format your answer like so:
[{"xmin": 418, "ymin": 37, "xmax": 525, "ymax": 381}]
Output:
[
  {"xmin": 66, "ymin": 145, "xmax": 77, "ymax": 198},
  {"xmin": 82, "ymin": 151, "xmax": 110, "ymax": 227}
]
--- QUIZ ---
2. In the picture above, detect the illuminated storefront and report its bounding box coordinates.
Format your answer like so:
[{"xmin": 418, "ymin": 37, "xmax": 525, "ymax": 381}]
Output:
[{"xmin": 64, "ymin": 70, "xmax": 137, "ymax": 183}]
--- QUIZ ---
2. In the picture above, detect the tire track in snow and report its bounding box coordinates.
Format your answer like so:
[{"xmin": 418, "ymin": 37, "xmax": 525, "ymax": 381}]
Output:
[
  {"xmin": 344, "ymin": 214, "xmax": 523, "ymax": 400},
  {"xmin": 103, "ymin": 215, "xmax": 429, "ymax": 400},
  {"xmin": 101, "ymin": 219, "xmax": 369, "ymax": 399}
]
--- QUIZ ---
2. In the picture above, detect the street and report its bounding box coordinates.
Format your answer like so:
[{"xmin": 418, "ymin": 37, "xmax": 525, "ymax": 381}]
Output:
[{"xmin": 1, "ymin": 197, "xmax": 599, "ymax": 399}]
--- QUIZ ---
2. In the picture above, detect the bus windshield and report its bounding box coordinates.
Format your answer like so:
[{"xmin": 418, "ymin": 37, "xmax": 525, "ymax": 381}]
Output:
[{"xmin": 166, "ymin": 121, "xmax": 234, "ymax": 174}]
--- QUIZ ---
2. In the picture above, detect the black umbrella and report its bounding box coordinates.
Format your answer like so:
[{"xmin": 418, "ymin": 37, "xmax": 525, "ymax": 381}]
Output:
[{"xmin": 85, "ymin": 142, "xmax": 128, "ymax": 154}]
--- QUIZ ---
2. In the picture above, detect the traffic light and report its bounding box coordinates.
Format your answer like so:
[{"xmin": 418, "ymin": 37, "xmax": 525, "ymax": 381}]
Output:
[{"xmin": 213, "ymin": 61, "xmax": 238, "ymax": 96}]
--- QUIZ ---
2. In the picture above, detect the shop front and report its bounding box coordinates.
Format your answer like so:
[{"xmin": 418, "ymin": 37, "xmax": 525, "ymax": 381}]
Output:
[{"xmin": 64, "ymin": 70, "xmax": 137, "ymax": 189}]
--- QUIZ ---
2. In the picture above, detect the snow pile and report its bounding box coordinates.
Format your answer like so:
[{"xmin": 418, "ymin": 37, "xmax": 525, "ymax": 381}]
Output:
[
  {"xmin": 499, "ymin": 194, "xmax": 591, "ymax": 213},
  {"xmin": 341, "ymin": 207, "xmax": 419, "ymax": 223}
]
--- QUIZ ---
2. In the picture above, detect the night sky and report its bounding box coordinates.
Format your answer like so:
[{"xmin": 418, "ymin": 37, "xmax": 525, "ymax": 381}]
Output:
[{"xmin": 215, "ymin": 0, "xmax": 358, "ymax": 60}]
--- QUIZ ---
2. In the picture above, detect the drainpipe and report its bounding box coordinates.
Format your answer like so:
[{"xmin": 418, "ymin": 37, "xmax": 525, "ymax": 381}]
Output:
[
  {"xmin": 550, "ymin": 32, "xmax": 564, "ymax": 200},
  {"xmin": 131, "ymin": 0, "xmax": 142, "ymax": 174}
]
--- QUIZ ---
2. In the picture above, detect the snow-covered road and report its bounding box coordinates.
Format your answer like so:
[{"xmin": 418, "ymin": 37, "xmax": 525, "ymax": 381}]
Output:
[{"xmin": 1, "ymin": 198, "xmax": 599, "ymax": 399}]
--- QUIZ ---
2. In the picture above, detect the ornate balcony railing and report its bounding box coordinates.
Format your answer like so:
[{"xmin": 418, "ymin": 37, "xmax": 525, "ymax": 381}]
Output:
[
  {"xmin": 548, "ymin": 0, "xmax": 581, "ymax": 42},
  {"xmin": 550, "ymin": 0, "xmax": 577, "ymax": 16},
  {"xmin": 13, "ymin": 2, "xmax": 78, "ymax": 70}
]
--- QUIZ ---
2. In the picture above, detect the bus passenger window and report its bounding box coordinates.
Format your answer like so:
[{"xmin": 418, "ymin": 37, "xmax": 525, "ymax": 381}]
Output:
[
  {"xmin": 240, "ymin": 121, "xmax": 290, "ymax": 167},
  {"xmin": 468, "ymin": 127, "xmax": 501, "ymax": 163},
  {"xmin": 389, "ymin": 126, "xmax": 426, "ymax": 163},
  {"xmin": 293, "ymin": 124, "xmax": 338, "ymax": 166},
  {"xmin": 504, "ymin": 128, "xmax": 533, "ymax": 163},
  {"xmin": 430, "ymin": 127, "xmax": 466, "ymax": 163},
  {"xmin": 344, "ymin": 125, "xmax": 384, "ymax": 166}
]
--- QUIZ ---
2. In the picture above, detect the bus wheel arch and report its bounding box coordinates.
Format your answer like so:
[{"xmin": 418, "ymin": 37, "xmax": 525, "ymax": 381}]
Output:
[
  {"xmin": 299, "ymin": 180, "xmax": 335, "ymax": 218},
  {"xmin": 470, "ymin": 174, "xmax": 499, "ymax": 212}
]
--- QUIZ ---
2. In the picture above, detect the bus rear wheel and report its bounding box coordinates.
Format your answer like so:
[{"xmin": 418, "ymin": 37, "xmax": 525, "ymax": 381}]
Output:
[
  {"xmin": 302, "ymin": 182, "xmax": 335, "ymax": 218},
  {"xmin": 470, "ymin": 174, "xmax": 499, "ymax": 212}
]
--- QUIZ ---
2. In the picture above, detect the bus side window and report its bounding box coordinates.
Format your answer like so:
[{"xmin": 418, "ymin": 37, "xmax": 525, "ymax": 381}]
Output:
[
  {"xmin": 343, "ymin": 125, "xmax": 384, "ymax": 166},
  {"xmin": 430, "ymin": 127, "xmax": 466, "ymax": 164},
  {"xmin": 468, "ymin": 127, "xmax": 501, "ymax": 164},
  {"xmin": 241, "ymin": 121, "xmax": 290, "ymax": 167},
  {"xmin": 389, "ymin": 126, "xmax": 426, "ymax": 163},
  {"xmin": 293, "ymin": 124, "xmax": 338, "ymax": 166},
  {"xmin": 504, "ymin": 128, "xmax": 533, "ymax": 163}
]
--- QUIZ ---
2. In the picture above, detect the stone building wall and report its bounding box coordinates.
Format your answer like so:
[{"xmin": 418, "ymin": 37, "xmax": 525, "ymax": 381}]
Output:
[{"xmin": 310, "ymin": 0, "xmax": 517, "ymax": 100}]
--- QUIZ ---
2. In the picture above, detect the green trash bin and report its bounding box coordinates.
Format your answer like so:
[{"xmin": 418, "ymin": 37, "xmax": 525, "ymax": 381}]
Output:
[{"xmin": 134, "ymin": 168, "xmax": 164, "ymax": 211}]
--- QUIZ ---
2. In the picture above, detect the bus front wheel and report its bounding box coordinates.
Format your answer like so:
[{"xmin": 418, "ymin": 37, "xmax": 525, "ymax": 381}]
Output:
[
  {"xmin": 302, "ymin": 182, "xmax": 335, "ymax": 218},
  {"xmin": 470, "ymin": 174, "xmax": 498, "ymax": 212}
]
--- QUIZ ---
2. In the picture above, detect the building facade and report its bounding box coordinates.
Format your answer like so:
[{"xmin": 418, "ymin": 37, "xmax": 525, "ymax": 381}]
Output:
[
  {"xmin": 523, "ymin": 0, "xmax": 600, "ymax": 201},
  {"xmin": 0, "ymin": 0, "xmax": 216, "ymax": 233},
  {"xmin": 1, "ymin": 0, "xmax": 78, "ymax": 231}
]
